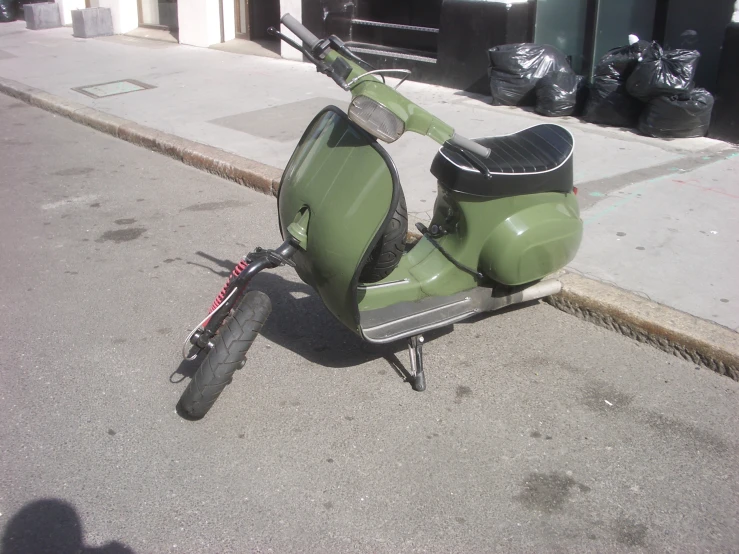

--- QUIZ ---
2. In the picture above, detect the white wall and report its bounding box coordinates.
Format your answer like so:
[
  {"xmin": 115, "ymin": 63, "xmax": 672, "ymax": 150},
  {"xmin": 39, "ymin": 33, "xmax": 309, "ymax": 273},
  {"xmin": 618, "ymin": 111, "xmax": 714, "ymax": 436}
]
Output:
[
  {"xmin": 97, "ymin": 0, "xmax": 138, "ymax": 34},
  {"xmin": 279, "ymin": 0, "xmax": 303, "ymax": 61},
  {"xmin": 179, "ymin": 0, "xmax": 232, "ymax": 47},
  {"xmin": 222, "ymin": 0, "xmax": 235, "ymax": 42},
  {"xmin": 58, "ymin": 0, "xmax": 86, "ymax": 25}
]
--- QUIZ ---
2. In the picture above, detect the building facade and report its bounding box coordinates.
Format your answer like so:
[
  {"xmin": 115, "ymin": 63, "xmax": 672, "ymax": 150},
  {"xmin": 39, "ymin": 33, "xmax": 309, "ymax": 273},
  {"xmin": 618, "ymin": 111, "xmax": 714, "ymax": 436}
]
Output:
[
  {"xmin": 296, "ymin": 0, "xmax": 736, "ymax": 93},
  {"xmin": 62, "ymin": 0, "xmax": 736, "ymax": 95}
]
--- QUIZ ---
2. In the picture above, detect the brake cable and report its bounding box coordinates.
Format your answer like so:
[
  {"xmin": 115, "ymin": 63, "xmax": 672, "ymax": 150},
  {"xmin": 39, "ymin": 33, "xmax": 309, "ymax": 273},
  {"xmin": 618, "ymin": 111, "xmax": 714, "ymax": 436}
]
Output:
[{"xmin": 415, "ymin": 223, "xmax": 484, "ymax": 281}]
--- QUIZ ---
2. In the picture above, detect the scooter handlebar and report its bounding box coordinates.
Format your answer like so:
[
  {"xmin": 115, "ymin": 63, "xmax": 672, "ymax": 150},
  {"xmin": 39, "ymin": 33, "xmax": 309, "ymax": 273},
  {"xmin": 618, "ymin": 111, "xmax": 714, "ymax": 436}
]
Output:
[
  {"xmin": 281, "ymin": 14, "xmax": 321, "ymax": 51},
  {"xmin": 449, "ymin": 133, "xmax": 491, "ymax": 159}
]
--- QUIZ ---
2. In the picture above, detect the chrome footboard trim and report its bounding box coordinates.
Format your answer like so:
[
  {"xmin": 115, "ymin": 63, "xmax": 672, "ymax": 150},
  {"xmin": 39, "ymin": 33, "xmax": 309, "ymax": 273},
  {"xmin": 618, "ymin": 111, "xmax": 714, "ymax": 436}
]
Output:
[{"xmin": 359, "ymin": 279, "xmax": 561, "ymax": 344}]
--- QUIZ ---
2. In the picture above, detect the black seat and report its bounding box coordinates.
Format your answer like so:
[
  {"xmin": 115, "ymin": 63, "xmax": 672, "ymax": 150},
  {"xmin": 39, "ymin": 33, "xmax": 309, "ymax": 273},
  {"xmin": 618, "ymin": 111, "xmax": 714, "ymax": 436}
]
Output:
[{"xmin": 430, "ymin": 124, "xmax": 575, "ymax": 198}]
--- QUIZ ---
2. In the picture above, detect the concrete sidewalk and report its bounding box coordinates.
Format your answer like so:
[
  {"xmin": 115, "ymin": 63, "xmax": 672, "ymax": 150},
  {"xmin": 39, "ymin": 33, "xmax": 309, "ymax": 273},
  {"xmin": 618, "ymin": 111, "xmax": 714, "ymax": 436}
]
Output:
[{"xmin": 0, "ymin": 22, "xmax": 736, "ymax": 336}]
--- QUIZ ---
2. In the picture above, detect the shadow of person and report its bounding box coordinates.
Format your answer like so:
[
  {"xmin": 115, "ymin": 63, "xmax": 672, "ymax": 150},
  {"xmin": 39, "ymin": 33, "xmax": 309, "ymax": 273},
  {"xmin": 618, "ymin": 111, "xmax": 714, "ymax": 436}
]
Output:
[{"xmin": 1, "ymin": 498, "xmax": 135, "ymax": 554}]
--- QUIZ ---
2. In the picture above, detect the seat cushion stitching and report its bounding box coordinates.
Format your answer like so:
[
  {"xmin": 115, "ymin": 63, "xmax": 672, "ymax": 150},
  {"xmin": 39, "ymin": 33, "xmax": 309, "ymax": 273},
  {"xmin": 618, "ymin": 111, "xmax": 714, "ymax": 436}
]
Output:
[
  {"xmin": 493, "ymin": 138, "xmax": 535, "ymax": 173},
  {"xmin": 529, "ymin": 127, "xmax": 571, "ymax": 158},
  {"xmin": 511, "ymin": 134, "xmax": 556, "ymax": 169},
  {"xmin": 517, "ymin": 133, "xmax": 559, "ymax": 168},
  {"xmin": 485, "ymin": 144, "xmax": 516, "ymax": 172}
]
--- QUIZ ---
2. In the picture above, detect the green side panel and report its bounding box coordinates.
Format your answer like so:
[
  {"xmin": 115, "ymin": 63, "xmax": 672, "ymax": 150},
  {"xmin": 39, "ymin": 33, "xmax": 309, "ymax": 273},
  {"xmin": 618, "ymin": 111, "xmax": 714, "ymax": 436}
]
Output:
[
  {"xmin": 356, "ymin": 237, "xmax": 479, "ymax": 312},
  {"xmin": 357, "ymin": 187, "xmax": 582, "ymax": 313},
  {"xmin": 479, "ymin": 193, "xmax": 582, "ymax": 285},
  {"xmin": 278, "ymin": 109, "xmax": 395, "ymax": 331}
]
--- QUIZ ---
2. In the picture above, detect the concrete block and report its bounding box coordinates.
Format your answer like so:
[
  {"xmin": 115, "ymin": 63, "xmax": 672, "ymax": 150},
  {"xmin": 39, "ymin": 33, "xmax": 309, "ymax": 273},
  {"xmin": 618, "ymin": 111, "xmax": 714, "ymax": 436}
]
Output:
[
  {"xmin": 71, "ymin": 7, "xmax": 113, "ymax": 38},
  {"xmin": 58, "ymin": 0, "xmax": 87, "ymax": 25},
  {"xmin": 24, "ymin": 2, "xmax": 62, "ymax": 30}
]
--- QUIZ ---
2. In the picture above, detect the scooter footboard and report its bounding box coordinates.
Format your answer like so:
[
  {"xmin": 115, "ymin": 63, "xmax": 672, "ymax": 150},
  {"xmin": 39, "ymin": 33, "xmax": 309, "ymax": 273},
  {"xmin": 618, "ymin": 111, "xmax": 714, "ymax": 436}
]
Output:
[{"xmin": 359, "ymin": 279, "xmax": 561, "ymax": 343}]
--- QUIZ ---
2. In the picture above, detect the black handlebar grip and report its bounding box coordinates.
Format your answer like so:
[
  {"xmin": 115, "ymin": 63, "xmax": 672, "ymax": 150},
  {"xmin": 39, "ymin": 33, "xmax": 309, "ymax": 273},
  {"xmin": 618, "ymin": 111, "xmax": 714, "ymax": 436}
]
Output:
[{"xmin": 281, "ymin": 14, "xmax": 320, "ymax": 50}]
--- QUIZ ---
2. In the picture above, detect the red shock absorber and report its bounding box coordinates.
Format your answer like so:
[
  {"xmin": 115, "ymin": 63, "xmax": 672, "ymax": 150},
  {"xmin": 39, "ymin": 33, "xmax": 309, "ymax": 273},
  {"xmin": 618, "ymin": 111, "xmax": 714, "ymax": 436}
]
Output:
[{"xmin": 208, "ymin": 259, "xmax": 249, "ymax": 315}]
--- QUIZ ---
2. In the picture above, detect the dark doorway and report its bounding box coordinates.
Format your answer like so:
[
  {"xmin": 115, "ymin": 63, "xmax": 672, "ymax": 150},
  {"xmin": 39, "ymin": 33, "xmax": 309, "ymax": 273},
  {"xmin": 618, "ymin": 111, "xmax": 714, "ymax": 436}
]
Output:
[{"xmin": 248, "ymin": 0, "xmax": 279, "ymax": 41}]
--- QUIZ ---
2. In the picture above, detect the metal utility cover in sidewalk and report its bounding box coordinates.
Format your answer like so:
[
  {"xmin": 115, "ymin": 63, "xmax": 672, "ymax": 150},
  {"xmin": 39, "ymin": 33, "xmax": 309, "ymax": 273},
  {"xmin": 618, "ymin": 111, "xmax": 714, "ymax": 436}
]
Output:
[{"xmin": 72, "ymin": 79, "xmax": 155, "ymax": 99}]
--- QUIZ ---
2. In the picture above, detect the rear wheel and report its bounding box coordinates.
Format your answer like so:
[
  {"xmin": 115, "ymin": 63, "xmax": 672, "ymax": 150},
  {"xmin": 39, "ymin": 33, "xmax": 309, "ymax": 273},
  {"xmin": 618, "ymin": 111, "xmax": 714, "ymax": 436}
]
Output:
[
  {"xmin": 359, "ymin": 189, "xmax": 408, "ymax": 283},
  {"xmin": 177, "ymin": 290, "xmax": 271, "ymax": 419}
]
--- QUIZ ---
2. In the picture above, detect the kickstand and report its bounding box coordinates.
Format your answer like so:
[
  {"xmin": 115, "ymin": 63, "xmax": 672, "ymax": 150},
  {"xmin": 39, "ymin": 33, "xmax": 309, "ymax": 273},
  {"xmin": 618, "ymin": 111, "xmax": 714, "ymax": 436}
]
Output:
[{"xmin": 407, "ymin": 335, "xmax": 426, "ymax": 392}]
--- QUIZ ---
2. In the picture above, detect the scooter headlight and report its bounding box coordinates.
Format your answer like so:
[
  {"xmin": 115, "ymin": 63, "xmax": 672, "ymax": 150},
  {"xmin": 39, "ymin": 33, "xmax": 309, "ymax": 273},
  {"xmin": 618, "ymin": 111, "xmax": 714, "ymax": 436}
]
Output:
[{"xmin": 348, "ymin": 96, "xmax": 405, "ymax": 143}]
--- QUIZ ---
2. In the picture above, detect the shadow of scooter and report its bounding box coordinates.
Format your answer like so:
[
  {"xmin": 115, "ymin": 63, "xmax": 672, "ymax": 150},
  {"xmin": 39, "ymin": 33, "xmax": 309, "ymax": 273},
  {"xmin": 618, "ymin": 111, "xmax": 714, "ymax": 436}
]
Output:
[{"xmin": 171, "ymin": 258, "xmax": 453, "ymax": 387}]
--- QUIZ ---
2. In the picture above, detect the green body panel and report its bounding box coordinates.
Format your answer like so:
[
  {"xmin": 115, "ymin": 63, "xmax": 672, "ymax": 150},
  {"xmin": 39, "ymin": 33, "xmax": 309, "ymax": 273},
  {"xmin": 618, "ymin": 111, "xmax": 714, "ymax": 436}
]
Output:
[
  {"xmin": 356, "ymin": 237, "xmax": 477, "ymax": 311},
  {"xmin": 286, "ymin": 209, "xmax": 310, "ymax": 249},
  {"xmin": 433, "ymin": 187, "xmax": 582, "ymax": 286},
  {"xmin": 324, "ymin": 50, "xmax": 455, "ymax": 145},
  {"xmin": 357, "ymin": 187, "xmax": 582, "ymax": 313},
  {"xmin": 278, "ymin": 109, "xmax": 395, "ymax": 331},
  {"xmin": 478, "ymin": 194, "xmax": 582, "ymax": 284}
]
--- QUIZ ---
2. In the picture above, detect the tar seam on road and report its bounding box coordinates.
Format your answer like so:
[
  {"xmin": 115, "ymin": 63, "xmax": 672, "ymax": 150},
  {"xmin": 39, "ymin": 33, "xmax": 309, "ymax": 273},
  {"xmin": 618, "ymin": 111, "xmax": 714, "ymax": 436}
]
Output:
[{"xmin": 1, "ymin": 75, "xmax": 736, "ymax": 382}]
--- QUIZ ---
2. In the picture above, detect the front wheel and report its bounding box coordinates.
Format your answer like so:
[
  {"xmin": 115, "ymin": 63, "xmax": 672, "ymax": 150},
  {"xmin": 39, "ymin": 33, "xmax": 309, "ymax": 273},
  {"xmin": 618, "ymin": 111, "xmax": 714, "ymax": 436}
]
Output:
[
  {"xmin": 178, "ymin": 290, "xmax": 272, "ymax": 419},
  {"xmin": 359, "ymin": 189, "xmax": 408, "ymax": 283}
]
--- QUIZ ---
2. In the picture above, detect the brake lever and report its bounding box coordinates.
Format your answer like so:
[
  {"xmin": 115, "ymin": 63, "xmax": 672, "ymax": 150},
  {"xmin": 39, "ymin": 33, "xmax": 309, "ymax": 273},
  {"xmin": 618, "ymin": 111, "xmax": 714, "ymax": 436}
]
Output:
[
  {"xmin": 326, "ymin": 35, "xmax": 384, "ymax": 83},
  {"xmin": 267, "ymin": 27, "xmax": 349, "ymax": 91},
  {"xmin": 267, "ymin": 26, "xmax": 318, "ymax": 62}
]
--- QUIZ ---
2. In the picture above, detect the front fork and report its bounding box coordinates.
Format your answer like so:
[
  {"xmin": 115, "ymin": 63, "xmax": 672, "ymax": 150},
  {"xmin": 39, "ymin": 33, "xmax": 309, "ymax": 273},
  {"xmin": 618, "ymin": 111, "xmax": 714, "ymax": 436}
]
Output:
[{"xmin": 183, "ymin": 240, "xmax": 297, "ymax": 358}]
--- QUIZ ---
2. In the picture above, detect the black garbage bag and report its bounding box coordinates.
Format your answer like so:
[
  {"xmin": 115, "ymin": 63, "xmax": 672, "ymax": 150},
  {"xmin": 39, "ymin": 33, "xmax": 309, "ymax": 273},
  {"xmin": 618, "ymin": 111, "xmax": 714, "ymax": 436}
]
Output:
[
  {"xmin": 0, "ymin": 0, "xmax": 19, "ymax": 21},
  {"xmin": 626, "ymin": 43, "xmax": 700, "ymax": 101},
  {"xmin": 594, "ymin": 40, "xmax": 652, "ymax": 80},
  {"xmin": 488, "ymin": 43, "xmax": 573, "ymax": 106},
  {"xmin": 535, "ymin": 73, "xmax": 586, "ymax": 117},
  {"xmin": 583, "ymin": 76, "xmax": 643, "ymax": 127},
  {"xmin": 638, "ymin": 88, "xmax": 714, "ymax": 138}
]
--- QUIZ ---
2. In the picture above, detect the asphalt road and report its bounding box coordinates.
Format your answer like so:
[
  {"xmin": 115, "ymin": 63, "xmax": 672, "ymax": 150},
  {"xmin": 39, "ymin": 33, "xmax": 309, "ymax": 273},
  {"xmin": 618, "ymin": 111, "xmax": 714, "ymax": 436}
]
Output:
[{"xmin": 0, "ymin": 94, "xmax": 737, "ymax": 553}]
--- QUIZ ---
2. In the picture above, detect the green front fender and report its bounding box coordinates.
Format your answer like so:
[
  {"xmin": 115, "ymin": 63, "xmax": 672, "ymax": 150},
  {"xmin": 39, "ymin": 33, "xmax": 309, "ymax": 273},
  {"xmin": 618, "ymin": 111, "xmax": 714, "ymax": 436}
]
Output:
[{"xmin": 277, "ymin": 107, "xmax": 400, "ymax": 332}]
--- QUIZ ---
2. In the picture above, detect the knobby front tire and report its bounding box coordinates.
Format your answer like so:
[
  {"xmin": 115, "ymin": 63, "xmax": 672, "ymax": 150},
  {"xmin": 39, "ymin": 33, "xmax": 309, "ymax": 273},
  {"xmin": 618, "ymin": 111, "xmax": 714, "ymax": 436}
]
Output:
[{"xmin": 177, "ymin": 290, "xmax": 271, "ymax": 419}]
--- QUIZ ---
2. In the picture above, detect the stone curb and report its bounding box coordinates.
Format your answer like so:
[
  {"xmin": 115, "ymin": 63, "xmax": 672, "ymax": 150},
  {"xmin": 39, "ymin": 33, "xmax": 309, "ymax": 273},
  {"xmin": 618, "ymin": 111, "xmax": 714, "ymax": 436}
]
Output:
[
  {"xmin": 403, "ymin": 232, "xmax": 738, "ymax": 380},
  {"xmin": 2, "ymin": 77, "xmax": 737, "ymax": 381},
  {"xmin": 545, "ymin": 274, "xmax": 738, "ymax": 381},
  {"xmin": 0, "ymin": 77, "xmax": 283, "ymax": 196}
]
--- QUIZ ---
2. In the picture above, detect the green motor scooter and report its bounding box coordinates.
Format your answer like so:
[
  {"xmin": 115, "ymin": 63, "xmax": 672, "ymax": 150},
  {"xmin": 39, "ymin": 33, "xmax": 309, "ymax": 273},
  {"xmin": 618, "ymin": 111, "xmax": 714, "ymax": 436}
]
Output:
[{"xmin": 176, "ymin": 14, "xmax": 583, "ymax": 419}]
